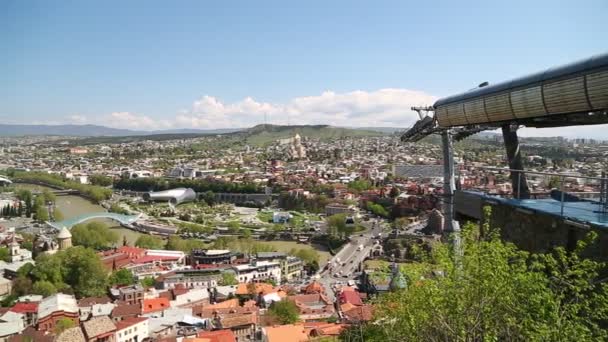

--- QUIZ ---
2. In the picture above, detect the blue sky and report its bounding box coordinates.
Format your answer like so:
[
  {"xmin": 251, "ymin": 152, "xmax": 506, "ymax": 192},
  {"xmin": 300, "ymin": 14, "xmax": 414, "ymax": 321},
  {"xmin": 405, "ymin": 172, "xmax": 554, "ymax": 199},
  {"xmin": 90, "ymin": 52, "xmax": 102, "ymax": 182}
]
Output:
[{"xmin": 1, "ymin": 0, "xmax": 607, "ymax": 137}]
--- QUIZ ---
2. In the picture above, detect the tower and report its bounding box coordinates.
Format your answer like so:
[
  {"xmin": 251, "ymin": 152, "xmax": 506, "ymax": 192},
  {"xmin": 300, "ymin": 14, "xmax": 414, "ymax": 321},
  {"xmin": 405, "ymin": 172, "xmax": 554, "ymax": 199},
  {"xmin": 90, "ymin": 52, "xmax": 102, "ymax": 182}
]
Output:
[
  {"xmin": 57, "ymin": 226, "xmax": 72, "ymax": 250},
  {"xmin": 9, "ymin": 235, "xmax": 19, "ymax": 259},
  {"xmin": 389, "ymin": 255, "xmax": 407, "ymax": 291}
]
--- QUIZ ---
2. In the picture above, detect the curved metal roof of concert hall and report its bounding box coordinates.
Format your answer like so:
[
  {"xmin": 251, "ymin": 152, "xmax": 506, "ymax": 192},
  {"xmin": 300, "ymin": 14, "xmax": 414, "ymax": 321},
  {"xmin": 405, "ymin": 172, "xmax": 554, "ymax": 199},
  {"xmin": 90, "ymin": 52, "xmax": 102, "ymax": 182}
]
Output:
[{"xmin": 433, "ymin": 53, "xmax": 608, "ymax": 128}]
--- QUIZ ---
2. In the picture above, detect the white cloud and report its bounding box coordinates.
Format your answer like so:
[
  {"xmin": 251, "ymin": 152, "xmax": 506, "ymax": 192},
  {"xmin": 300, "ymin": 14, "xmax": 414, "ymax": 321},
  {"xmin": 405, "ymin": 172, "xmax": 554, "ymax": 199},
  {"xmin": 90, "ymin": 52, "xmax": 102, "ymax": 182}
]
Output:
[
  {"xmin": 175, "ymin": 88, "xmax": 438, "ymax": 129},
  {"xmin": 102, "ymin": 112, "xmax": 172, "ymax": 130},
  {"xmin": 68, "ymin": 115, "xmax": 87, "ymax": 124},
  {"xmin": 61, "ymin": 89, "xmax": 608, "ymax": 138}
]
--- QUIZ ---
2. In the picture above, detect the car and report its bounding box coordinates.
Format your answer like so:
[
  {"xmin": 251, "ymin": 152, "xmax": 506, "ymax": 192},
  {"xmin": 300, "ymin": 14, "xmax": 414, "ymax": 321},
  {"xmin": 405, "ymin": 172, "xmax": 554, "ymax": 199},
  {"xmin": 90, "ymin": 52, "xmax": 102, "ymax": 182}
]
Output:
[
  {"xmin": 334, "ymin": 273, "xmax": 340, "ymax": 277},
  {"xmin": 350, "ymin": 259, "xmax": 354, "ymax": 263},
  {"xmin": 342, "ymin": 274, "xmax": 349, "ymax": 278}
]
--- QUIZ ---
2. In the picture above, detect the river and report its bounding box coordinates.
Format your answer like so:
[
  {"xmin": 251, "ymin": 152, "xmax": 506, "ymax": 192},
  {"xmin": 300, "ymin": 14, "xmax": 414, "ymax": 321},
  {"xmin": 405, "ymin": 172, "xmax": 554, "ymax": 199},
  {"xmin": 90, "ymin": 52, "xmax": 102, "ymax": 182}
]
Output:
[{"xmin": 15, "ymin": 183, "xmax": 144, "ymax": 245}]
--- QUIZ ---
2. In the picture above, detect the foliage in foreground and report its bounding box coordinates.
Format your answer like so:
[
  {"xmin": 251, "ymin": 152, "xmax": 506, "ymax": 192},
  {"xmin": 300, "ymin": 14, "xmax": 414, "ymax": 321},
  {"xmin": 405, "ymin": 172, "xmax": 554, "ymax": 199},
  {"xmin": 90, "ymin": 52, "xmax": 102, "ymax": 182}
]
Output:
[
  {"xmin": 342, "ymin": 211, "xmax": 608, "ymax": 341},
  {"xmin": 71, "ymin": 221, "xmax": 118, "ymax": 249},
  {"xmin": 19, "ymin": 246, "xmax": 109, "ymax": 298},
  {"xmin": 268, "ymin": 299, "xmax": 300, "ymax": 324}
]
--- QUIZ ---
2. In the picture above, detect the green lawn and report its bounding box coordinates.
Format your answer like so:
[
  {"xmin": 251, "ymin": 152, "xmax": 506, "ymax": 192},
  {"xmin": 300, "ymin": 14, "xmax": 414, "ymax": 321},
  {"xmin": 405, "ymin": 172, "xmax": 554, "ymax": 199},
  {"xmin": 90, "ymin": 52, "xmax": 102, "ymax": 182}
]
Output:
[{"xmin": 262, "ymin": 241, "xmax": 332, "ymax": 264}]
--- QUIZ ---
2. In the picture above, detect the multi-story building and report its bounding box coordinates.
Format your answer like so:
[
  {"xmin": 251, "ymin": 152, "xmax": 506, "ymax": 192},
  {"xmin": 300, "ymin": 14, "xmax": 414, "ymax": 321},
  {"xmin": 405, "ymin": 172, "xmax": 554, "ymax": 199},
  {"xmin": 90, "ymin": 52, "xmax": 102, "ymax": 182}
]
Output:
[
  {"xmin": 232, "ymin": 261, "xmax": 281, "ymax": 284},
  {"xmin": 110, "ymin": 285, "xmax": 145, "ymax": 305},
  {"xmin": 255, "ymin": 252, "xmax": 303, "ymax": 282},
  {"xmin": 190, "ymin": 249, "xmax": 239, "ymax": 265},
  {"xmin": 37, "ymin": 294, "xmax": 79, "ymax": 333},
  {"xmin": 114, "ymin": 317, "xmax": 149, "ymax": 342},
  {"xmin": 325, "ymin": 203, "xmax": 356, "ymax": 216},
  {"xmin": 157, "ymin": 268, "xmax": 232, "ymax": 290}
]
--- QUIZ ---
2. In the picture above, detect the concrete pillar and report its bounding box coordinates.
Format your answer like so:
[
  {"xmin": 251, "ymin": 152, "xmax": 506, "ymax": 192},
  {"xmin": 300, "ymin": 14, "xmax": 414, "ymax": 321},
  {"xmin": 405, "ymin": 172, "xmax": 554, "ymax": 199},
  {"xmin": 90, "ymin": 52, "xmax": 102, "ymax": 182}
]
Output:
[
  {"xmin": 501, "ymin": 125, "xmax": 530, "ymax": 199},
  {"xmin": 441, "ymin": 131, "xmax": 459, "ymax": 233}
]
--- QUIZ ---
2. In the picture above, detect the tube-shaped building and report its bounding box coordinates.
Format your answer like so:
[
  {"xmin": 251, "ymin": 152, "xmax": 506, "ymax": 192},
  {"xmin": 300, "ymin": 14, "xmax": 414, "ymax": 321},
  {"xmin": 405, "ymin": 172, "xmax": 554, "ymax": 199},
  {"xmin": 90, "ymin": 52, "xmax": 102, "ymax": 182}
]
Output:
[
  {"xmin": 434, "ymin": 53, "xmax": 608, "ymax": 127},
  {"xmin": 143, "ymin": 188, "xmax": 197, "ymax": 205}
]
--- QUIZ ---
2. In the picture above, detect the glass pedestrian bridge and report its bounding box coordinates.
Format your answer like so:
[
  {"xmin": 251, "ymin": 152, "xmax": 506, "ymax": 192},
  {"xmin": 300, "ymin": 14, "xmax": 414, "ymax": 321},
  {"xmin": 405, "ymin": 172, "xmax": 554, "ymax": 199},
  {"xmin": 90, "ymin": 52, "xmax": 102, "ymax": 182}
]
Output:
[{"xmin": 47, "ymin": 212, "xmax": 143, "ymax": 229}]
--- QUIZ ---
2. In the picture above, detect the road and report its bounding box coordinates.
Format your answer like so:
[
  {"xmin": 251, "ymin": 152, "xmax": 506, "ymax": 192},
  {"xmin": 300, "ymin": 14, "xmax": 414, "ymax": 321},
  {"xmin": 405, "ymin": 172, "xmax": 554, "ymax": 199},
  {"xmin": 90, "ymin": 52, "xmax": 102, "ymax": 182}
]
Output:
[{"xmin": 314, "ymin": 218, "xmax": 387, "ymax": 301}]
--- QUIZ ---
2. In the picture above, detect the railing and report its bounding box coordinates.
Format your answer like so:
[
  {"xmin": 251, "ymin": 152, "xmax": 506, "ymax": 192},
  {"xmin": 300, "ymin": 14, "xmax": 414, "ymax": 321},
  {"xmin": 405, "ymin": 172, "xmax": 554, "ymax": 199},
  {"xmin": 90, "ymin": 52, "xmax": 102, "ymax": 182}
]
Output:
[{"xmin": 457, "ymin": 166, "xmax": 608, "ymax": 223}]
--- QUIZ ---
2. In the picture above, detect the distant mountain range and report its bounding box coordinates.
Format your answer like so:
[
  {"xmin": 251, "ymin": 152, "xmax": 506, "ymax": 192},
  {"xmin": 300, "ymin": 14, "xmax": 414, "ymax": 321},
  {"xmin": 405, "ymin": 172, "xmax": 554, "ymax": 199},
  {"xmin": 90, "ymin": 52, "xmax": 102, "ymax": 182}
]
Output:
[
  {"xmin": 0, "ymin": 123, "xmax": 398, "ymax": 137},
  {"xmin": 0, "ymin": 124, "xmax": 239, "ymax": 137}
]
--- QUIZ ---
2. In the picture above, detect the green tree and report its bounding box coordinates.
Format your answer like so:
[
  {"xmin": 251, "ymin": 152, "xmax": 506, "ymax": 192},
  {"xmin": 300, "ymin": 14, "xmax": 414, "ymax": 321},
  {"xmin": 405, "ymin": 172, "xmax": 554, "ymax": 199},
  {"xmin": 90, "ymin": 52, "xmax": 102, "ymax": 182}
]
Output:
[
  {"xmin": 32, "ymin": 280, "xmax": 57, "ymax": 297},
  {"xmin": 33, "ymin": 246, "xmax": 108, "ymax": 298},
  {"xmin": 140, "ymin": 276, "xmax": 156, "ymax": 288},
  {"xmin": 11, "ymin": 276, "xmax": 32, "ymax": 296},
  {"xmin": 0, "ymin": 247, "xmax": 10, "ymax": 262},
  {"xmin": 109, "ymin": 269, "xmax": 135, "ymax": 286},
  {"xmin": 327, "ymin": 214, "xmax": 347, "ymax": 237},
  {"xmin": 35, "ymin": 206, "xmax": 49, "ymax": 222},
  {"xmin": 348, "ymin": 179, "xmax": 372, "ymax": 192},
  {"xmin": 109, "ymin": 203, "xmax": 129, "ymax": 215},
  {"xmin": 343, "ymin": 209, "xmax": 608, "ymax": 341},
  {"xmin": 89, "ymin": 174, "xmax": 113, "ymax": 187},
  {"xmin": 0, "ymin": 295, "xmax": 18, "ymax": 308},
  {"xmin": 135, "ymin": 235, "xmax": 164, "ymax": 249},
  {"xmin": 71, "ymin": 222, "xmax": 118, "ymax": 249},
  {"xmin": 54, "ymin": 317, "xmax": 75, "ymax": 335},
  {"xmin": 53, "ymin": 208, "xmax": 64, "ymax": 222},
  {"xmin": 42, "ymin": 189, "xmax": 56, "ymax": 204},
  {"xmin": 218, "ymin": 272, "xmax": 238, "ymax": 286},
  {"xmin": 227, "ymin": 221, "xmax": 240, "ymax": 234},
  {"xmin": 268, "ymin": 300, "xmax": 299, "ymax": 324}
]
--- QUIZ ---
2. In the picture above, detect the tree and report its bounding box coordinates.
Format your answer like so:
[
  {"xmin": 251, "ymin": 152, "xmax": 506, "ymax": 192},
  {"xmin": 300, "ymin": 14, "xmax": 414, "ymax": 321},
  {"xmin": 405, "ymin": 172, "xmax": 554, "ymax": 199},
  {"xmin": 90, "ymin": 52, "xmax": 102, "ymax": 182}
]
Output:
[
  {"xmin": 135, "ymin": 235, "xmax": 164, "ymax": 249},
  {"xmin": 1, "ymin": 295, "xmax": 18, "ymax": 308},
  {"xmin": 344, "ymin": 208, "xmax": 608, "ymax": 341},
  {"xmin": 11, "ymin": 276, "xmax": 32, "ymax": 296},
  {"xmin": 34, "ymin": 206, "xmax": 49, "ymax": 222},
  {"xmin": 242, "ymin": 229, "xmax": 252, "ymax": 238},
  {"xmin": 54, "ymin": 317, "xmax": 75, "ymax": 335},
  {"xmin": 140, "ymin": 277, "xmax": 156, "ymax": 288},
  {"xmin": 0, "ymin": 247, "xmax": 10, "ymax": 262},
  {"xmin": 367, "ymin": 202, "xmax": 389, "ymax": 218},
  {"xmin": 348, "ymin": 179, "xmax": 372, "ymax": 192},
  {"xmin": 42, "ymin": 189, "xmax": 56, "ymax": 204},
  {"xmin": 109, "ymin": 203, "xmax": 129, "ymax": 215},
  {"xmin": 32, "ymin": 246, "xmax": 108, "ymax": 298},
  {"xmin": 327, "ymin": 214, "xmax": 347, "ymax": 237},
  {"xmin": 32, "ymin": 280, "xmax": 57, "ymax": 297},
  {"xmin": 53, "ymin": 208, "xmax": 64, "ymax": 222},
  {"xmin": 109, "ymin": 269, "xmax": 135, "ymax": 286},
  {"xmin": 227, "ymin": 221, "xmax": 240, "ymax": 234},
  {"xmin": 268, "ymin": 300, "xmax": 299, "ymax": 324},
  {"xmin": 71, "ymin": 222, "xmax": 118, "ymax": 249},
  {"xmin": 219, "ymin": 272, "xmax": 238, "ymax": 286},
  {"xmin": 89, "ymin": 174, "xmax": 113, "ymax": 187}
]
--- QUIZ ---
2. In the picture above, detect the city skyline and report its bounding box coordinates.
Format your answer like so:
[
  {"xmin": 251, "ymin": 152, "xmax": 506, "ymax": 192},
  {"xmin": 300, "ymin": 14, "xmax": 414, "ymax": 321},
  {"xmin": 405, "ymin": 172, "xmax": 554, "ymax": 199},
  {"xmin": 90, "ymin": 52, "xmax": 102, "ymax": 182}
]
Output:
[{"xmin": 2, "ymin": 0, "xmax": 607, "ymax": 137}]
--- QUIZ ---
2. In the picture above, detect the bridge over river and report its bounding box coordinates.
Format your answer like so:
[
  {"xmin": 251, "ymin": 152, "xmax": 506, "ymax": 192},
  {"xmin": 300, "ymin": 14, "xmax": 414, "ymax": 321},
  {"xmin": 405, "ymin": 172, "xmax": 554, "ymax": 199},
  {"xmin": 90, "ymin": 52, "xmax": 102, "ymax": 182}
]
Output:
[{"xmin": 47, "ymin": 212, "xmax": 143, "ymax": 230}]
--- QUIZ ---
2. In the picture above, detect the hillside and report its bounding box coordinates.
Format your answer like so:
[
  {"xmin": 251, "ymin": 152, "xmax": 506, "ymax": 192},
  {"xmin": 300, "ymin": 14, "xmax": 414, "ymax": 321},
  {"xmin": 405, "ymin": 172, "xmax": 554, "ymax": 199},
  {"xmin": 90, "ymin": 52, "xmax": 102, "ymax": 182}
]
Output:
[{"xmin": 238, "ymin": 124, "xmax": 386, "ymax": 146}]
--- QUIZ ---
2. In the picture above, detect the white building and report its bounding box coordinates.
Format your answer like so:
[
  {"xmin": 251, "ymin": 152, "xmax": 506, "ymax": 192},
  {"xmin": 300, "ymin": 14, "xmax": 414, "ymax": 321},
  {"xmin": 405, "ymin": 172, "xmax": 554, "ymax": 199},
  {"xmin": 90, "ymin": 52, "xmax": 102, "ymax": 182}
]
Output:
[
  {"xmin": 232, "ymin": 261, "xmax": 281, "ymax": 284},
  {"xmin": 115, "ymin": 317, "xmax": 149, "ymax": 342},
  {"xmin": 170, "ymin": 288, "xmax": 209, "ymax": 308}
]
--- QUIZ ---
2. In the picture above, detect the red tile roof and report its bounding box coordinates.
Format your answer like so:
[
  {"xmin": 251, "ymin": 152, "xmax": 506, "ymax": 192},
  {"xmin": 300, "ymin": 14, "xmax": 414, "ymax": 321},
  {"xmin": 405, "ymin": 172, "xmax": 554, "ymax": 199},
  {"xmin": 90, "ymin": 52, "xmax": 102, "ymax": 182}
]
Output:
[
  {"xmin": 339, "ymin": 290, "xmax": 363, "ymax": 306},
  {"xmin": 115, "ymin": 317, "xmax": 148, "ymax": 331},
  {"xmin": 196, "ymin": 330, "xmax": 237, "ymax": 342},
  {"xmin": 111, "ymin": 303, "xmax": 141, "ymax": 318},
  {"xmin": 142, "ymin": 298, "xmax": 170, "ymax": 314},
  {"xmin": 10, "ymin": 302, "xmax": 38, "ymax": 314}
]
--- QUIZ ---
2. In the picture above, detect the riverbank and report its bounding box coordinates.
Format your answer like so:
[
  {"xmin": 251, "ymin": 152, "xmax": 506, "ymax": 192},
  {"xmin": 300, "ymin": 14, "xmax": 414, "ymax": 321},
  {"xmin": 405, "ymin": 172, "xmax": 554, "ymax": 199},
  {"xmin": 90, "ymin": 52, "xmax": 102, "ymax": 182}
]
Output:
[{"xmin": 13, "ymin": 183, "xmax": 145, "ymax": 246}]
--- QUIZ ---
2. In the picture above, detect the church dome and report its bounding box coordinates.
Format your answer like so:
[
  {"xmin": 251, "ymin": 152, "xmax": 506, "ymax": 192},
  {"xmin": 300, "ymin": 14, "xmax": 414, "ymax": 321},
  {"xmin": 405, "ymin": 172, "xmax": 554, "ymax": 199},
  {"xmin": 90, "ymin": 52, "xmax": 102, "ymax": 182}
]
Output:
[{"xmin": 57, "ymin": 227, "xmax": 72, "ymax": 239}]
